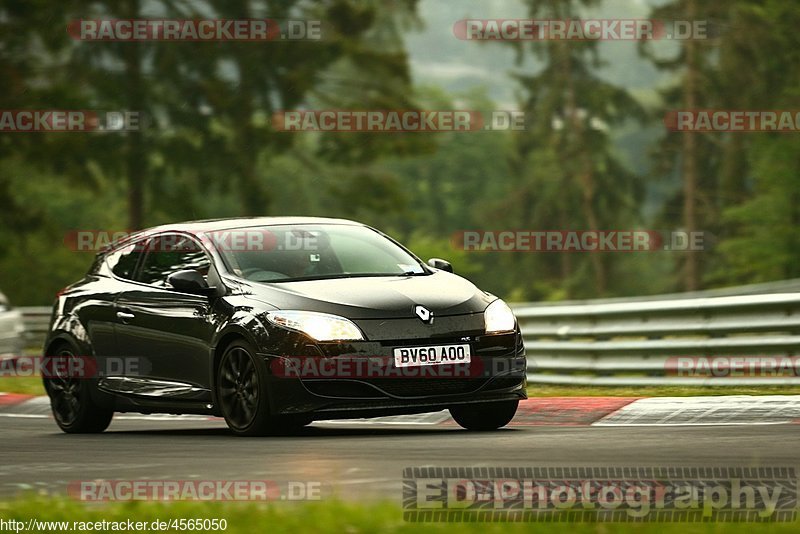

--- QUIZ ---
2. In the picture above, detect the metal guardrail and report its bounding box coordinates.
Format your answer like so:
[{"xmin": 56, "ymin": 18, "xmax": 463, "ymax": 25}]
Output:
[
  {"xmin": 512, "ymin": 292, "xmax": 800, "ymax": 386},
  {"xmin": 511, "ymin": 277, "xmax": 800, "ymax": 308},
  {"xmin": 18, "ymin": 279, "xmax": 800, "ymax": 386},
  {"xmin": 18, "ymin": 306, "xmax": 50, "ymax": 350}
]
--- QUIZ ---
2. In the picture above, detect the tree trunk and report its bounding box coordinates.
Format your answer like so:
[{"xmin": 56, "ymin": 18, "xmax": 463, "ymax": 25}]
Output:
[
  {"xmin": 562, "ymin": 42, "xmax": 606, "ymax": 295},
  {"xmin": 682, "ymin": 0, "xmax": 700, "ymax": 291},
  {"xmin": 235, "ymin": 59, "xmax": 269, "ymax": 216},
  {"xmin": 123, "ymin": 0, "xmax": 144, "ymax": 230}
]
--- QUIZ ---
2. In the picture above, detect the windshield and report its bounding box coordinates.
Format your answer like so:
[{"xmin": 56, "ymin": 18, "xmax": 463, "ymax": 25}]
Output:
[{"xmin": 206, "ymin": 224, "xmax": 427, "ymax": 283}]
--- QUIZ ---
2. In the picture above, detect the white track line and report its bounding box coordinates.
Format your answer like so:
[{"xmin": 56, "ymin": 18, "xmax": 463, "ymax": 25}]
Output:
[{"xmin": 594, "ymin": 395, "xmax": 800, "ymax": 426}]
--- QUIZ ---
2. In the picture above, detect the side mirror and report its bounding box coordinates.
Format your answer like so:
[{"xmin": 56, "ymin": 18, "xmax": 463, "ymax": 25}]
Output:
[
  {"xmin": 167, "ymin": 270, "xmax": 213, "ymax": 294},
  {"xmin": 427, "ymin": 258, "xmax": 453, "ymax": 273}
]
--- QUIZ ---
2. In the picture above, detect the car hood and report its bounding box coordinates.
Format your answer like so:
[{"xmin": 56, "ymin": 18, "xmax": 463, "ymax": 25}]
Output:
[{"xmin": 241, "ymin": 271, "xmax": 495, "ymax": 319}]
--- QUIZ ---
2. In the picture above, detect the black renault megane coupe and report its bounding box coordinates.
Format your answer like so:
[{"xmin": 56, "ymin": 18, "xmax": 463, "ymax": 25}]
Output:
[{"xmin": 44, "ymin": 217, "xmax": 526, "ymax": 436}]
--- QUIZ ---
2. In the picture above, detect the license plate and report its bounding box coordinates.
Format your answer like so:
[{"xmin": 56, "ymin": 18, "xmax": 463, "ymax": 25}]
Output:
[{"xmin": 393, "ymin": 344, "xmax": 471, "ymax": 367}]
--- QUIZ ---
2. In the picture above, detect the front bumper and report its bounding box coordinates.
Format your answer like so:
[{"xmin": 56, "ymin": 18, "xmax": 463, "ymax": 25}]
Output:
[{"xmin": 258, "ymin": 330, "xmax": 527, "ymax": 419}]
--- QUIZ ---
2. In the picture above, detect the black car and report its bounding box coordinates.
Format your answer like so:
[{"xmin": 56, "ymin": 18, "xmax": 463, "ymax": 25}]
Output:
[{"xmin": 44, "ymin": 217, "xmax": 526, "ymax": 436}]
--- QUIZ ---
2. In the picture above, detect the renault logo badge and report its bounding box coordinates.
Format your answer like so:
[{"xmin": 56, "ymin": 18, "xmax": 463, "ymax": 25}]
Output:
[{"xmin": 414, "ymin": 305, "xmax": 433, "ymax": 324}]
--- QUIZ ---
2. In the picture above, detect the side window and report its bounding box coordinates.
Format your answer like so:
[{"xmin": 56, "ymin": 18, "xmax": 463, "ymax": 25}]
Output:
[
  {"xmin": 106, "ymin": 242, "xmax": 145, "ymax": 281},
  {"xmin": 137, "ymin": 234, "xmax": 211, "ymax": 288}
]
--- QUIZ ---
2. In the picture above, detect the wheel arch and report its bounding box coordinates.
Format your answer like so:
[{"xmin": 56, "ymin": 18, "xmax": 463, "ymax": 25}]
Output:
[
  {"xmin": 209, "ymin": 314, "xmax": 270, "ymax": 414},
  {"xmin": 43, "ymin": 331, "xmax": 92, "ymax": 358}
]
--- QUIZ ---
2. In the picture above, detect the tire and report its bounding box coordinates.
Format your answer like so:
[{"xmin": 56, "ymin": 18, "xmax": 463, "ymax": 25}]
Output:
[
  {"xmin": 43, "ymin": 342, "xmax": 113, "ymax": 434},
  {"xmin": 216, "ymin": 340, "xmax": 276, "ymax": 436},
  {"xmin": 449, "ymin": 400, "xmax": 519, "ymax": 431}
]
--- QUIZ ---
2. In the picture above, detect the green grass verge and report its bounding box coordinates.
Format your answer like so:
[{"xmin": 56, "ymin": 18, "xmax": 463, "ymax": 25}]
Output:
[
  {"xmin": 0, "ymin": 497, "xmax": 797, "ymax": 533},
  {"xmin": 0, "ymin": 376, "xmax": 44, "ymax": 396}
]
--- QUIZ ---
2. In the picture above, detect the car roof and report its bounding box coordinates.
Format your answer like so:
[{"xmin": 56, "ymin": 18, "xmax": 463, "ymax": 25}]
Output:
[
  {"xmin": 141, "ymin": 216, "xmax": 361, "ymax": 234},
  {"xmin": 102, "ymin": 217, "xmax": 364, "ymax": 252}
]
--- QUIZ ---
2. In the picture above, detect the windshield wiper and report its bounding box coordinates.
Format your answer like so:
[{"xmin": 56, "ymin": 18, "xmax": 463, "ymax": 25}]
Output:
[{"xmin": 269, "ymin": 272, "xmax": 426, "ymax": 283}]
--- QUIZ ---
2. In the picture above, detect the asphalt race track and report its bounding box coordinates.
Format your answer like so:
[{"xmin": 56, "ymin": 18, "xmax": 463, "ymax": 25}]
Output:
[{"xmin": 1, "ymin": 395, "xmax": 799, "ymax": 502}]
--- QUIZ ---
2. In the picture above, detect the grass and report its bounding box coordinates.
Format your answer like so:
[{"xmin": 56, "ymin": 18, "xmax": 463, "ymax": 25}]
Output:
[
  {"xmin": 0, "ymin": 376, "xmax": 44, "ymax": 396},
  {"xmin": 0, "ymin": 496, "xmax": 797, "ymax": 533}
]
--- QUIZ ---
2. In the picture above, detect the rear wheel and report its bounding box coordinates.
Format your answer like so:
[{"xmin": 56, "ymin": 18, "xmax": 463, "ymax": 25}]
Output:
[
  {"xmin": 43, "ymin": 343, "xmax": 113, "ymax": 433},
  {"xmin": 450, "ymin": 400, "xmax": 518, "ymax": 431}
]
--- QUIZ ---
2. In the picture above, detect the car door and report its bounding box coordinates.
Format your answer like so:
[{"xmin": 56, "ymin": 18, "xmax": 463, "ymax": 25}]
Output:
[
  {"xmin": 113, "ymin": 233, "xmax": 216, "ymax": 397},
  {"xmin": 86, "ymin": 240, "xmax": 147, "ymax": 374}
]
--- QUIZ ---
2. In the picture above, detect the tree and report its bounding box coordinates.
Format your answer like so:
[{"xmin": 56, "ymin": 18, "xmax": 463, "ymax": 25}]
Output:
[
  {"xmin": 710, "ymin": 0, "xmax": 800, "ymax": 284},
  {"xmin": 639, "ymin": 0, "xmax": 730, "ymax": 290},
  {"xmin": 497, "ymin": 0, "xmax": 645, "ymax": 298},
  {"xmin": 1, "ymin": 0, "xmax": 422, "ymax": 229}
]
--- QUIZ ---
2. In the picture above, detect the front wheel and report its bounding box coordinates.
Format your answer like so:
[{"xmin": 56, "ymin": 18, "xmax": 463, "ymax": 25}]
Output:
[
  {"xmin": 43, "ymin": 343, "xmax": 113, "ymax": 433},
  {"xmin": 450, "ymin": 400, "xmax": 518, "ymax": 431},
  {"xmin": 217, "ymin": 340, "xmax": 307, "ymax": 436}
]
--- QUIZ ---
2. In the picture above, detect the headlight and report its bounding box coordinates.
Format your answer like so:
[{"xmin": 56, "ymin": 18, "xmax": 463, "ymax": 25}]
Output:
[
  {"xmin": 484, "ymin": 299, "xmax": 516, "ymax": 333},
  {"xmin": 266, "ymin": 310, "xmax": 365, "ymax": 341}
]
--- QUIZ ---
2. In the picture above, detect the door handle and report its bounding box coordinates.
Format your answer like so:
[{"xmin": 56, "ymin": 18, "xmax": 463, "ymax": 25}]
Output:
[{"xmin": 116, "ymin": 311, "xmax": 135, "ymax": 321}]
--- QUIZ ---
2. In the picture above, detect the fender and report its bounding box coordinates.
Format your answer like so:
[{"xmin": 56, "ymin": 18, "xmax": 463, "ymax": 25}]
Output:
[
  {"xmin": 42, "ymin": 320, "xmax": 114, "ymax": 407},
  {"xmin": 210, "ymin": 309, "xmax": 271, "ymax": 353},
  {"xmin": 208, "ymin": 309, "xmax": 271, "ymax": 414},
  {"xmin": 45, "ymin": 313, "xmax": 94, "ymax": 358}
]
